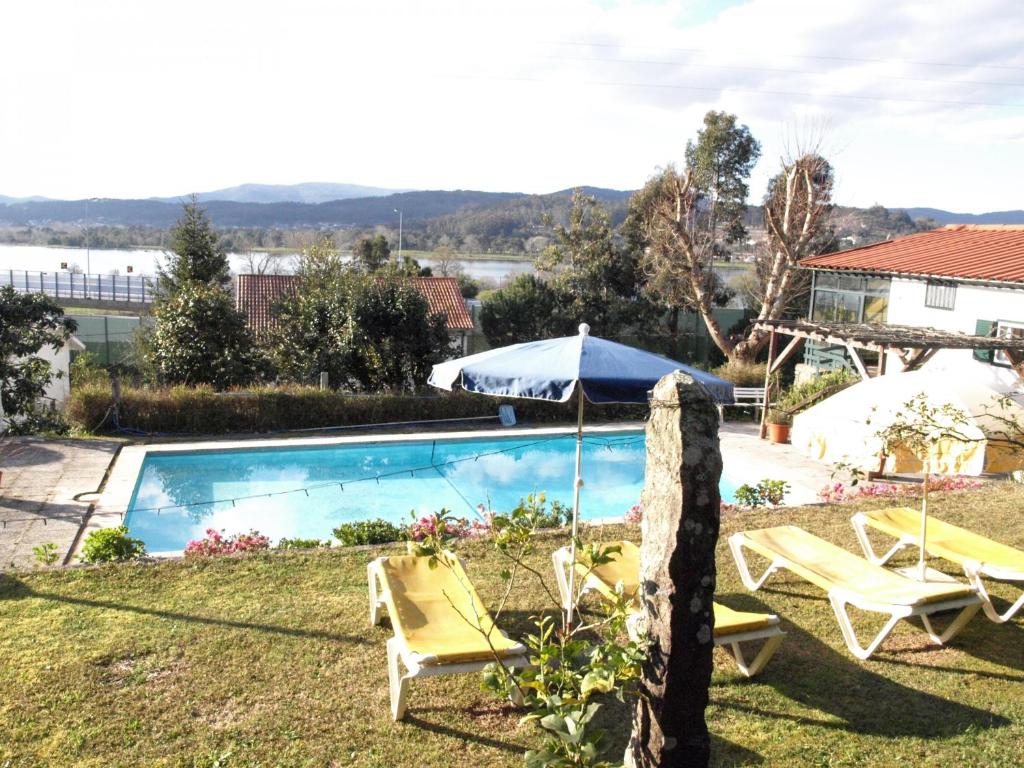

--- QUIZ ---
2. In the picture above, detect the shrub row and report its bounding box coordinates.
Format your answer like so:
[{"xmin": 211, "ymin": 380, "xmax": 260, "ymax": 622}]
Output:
[{"xmin": 67, "ymin": 384, "xmax": 646, "ymax": 435}]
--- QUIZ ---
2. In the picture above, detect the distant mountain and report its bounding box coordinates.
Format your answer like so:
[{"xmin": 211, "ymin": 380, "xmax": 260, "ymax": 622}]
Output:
[
  {"xmin": 0, "ymin": 194, "xmax": 50, "ymax": 204},
  {"xmin": 152, "ymin": 181, "xmax": 405, "ymax": 205},
  {"xmin": 548, "ymin": 186, "xmax": 633, "ymax": 203},
  {"xmin": 0, "ymin": 189, "xmax": 529, "ymax": 228},
  {"xmin": 896, "ymin": 207, "xmax": 1024, "ymax": 225}
]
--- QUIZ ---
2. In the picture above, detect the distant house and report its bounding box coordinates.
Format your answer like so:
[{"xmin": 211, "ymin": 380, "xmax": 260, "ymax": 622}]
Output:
[
  {"xmin": 235, "ymin": 274, "xmax": 475, "ymax": 356},
  {"xmin": 799, "ymin": 225, "xmax": 1024, "ymax": 383}
]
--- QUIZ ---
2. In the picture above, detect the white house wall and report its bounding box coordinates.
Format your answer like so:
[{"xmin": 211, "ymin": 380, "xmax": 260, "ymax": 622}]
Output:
[{"xmin": 885, "ymin": 277, "xmax": 1024, "ymax": 386}]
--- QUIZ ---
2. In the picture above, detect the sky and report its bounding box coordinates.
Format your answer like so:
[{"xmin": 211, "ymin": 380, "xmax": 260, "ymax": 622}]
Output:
[{"xmin": 1, "ymin": 0, "xmax": 1022, "ymax": 212}]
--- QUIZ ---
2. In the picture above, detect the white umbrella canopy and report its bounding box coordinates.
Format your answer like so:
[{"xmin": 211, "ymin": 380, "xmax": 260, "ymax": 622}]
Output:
[
  {"xmin": 791, "ymin": 369, "xmax": 1024, "ymax": 477},
  {"xmin": 793, "ymin": 368, "xmax": 1024, "ymax": 581}
]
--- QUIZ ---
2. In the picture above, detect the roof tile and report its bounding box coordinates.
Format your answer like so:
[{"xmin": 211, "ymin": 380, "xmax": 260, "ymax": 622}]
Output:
[
  {"xmin": 800, "ymin": 225, "xmax": 1024, "ymax": 284},
  {"xmin": 236, "ymin": 274, "xmax": 474, "ymax": 336}
]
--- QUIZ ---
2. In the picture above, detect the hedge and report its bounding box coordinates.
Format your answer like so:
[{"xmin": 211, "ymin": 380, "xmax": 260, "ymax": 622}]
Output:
[{"xmin": 66, "ymin": 384, "xmax": 647, "ymax": 436}]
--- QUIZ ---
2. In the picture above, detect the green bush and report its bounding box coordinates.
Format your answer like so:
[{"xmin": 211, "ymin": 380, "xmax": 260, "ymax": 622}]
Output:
[
  {"xmin": 333, "ymin": 519, "xmax": 405, "ymax": 547},
  {"xmin": 66, "ymin": 384, "xmax": 645, "ymax": 435},
  {"xmin": 712, "ymin": 360, "xmax": 767, "ymax": 387},
  {"xmin": 275, "ymin": 537, "xmax": 330, "ymax": 550},
  {"xmin": 734, "ymin": 479, "xmax": 790, "ymax": 508},
  {"xmin": 79, "ymin": 526, "xmax": 146, "ymax": 564},
  {"xmin": 776, "ymin": 368, "xmax": 856, "ymax": 414},
  {"xmin": 70, "ymin": 351, "xmax": 110, "ymax": 388}
]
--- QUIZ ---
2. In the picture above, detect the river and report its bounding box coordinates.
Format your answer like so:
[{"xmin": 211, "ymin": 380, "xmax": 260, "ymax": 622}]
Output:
[
  {"xmin": 0, "ymin": 243, "xmax": 748, "ymax": 292},
  {"xmin": 0, "ymin": 243, "xmax": 534, "ymax": 285}
]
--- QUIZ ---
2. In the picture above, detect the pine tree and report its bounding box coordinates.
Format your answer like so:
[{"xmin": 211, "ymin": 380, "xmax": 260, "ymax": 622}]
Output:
[{"xmin": 157, "ymin": 195, "xmax": 231, "ymax": 295}]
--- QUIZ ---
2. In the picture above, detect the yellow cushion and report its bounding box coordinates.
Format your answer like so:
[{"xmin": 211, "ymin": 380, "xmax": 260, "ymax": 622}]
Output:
[
  {"xmin": 863, "ymin": 507, "xmax": 1024, "ymax": 576},
  {"xmin": 741, "ymin": 526, "xmax": 974, "ymax": 607},
  {"xmin": 577, "ymin": 541, "xmax": 774, "ymax": 638},
  {"xmin": 376, "ymin": 554, "xmax": 523, "ymax": 665},
  {"xmin": 713, "ymin": 603, "xmax": 774, "ymax": 637}
]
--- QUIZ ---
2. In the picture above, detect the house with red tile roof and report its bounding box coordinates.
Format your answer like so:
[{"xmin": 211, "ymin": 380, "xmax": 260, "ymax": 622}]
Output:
[
  {"xmin": 236, "ymin": 274, "xmax": 475, "ymax": 356},
  {"xmin": 799, "ymin": 225, "xmax": 1024, "ymax": 380}
]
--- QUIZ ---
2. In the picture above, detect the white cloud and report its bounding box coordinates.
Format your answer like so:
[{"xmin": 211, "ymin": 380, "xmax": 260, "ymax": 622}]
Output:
[{"xmin": 0, "ymin": 0, "xmax": 1020, "ymax": 210}]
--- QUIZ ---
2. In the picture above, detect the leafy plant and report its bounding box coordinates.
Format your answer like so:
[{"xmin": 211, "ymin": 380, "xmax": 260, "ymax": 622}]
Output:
[
  {"xmin": 69, "ymin": 350, "xmax": 110, "ymax": 388},
  {"xmin": 79, "ymin": 526, "xmax": 146, "ymax": 564},
  {"xmin": 184, "ymin": 528, "xmax": 270, "ymax": 557},
  {"xmin": 413, "ymin": 494, "xmax": 647, "ymax": 768},
  {"xmin": 734, "ymin": 478, "xmax": 790, "ymax": 508},
  {"xmin": 332, "ymin": 518, "xmax": 405, "ymax": 547},
  {"xmin": 765, "ymin": 407, "xmax": 792, "ymax": 426},
  {"xmin": 32, "ymin": 542, "xmax": 61, "ymax": 566},
  {"xmin": 275, "ymin": 537, "xmax": 330, "ymax": 550},
  {"xmin": 776, "ymin": 368, "xmax": 855, "ymax": 414}
]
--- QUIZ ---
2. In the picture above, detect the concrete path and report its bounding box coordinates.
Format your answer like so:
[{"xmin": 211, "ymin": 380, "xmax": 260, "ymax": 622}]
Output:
[
  {"xmin": 0, "ymin": 437, "xmax": 121, "ymax": 570},
  {"xmin": 720, "ymin": 422, "xmax": 833, "ymax": 505}
]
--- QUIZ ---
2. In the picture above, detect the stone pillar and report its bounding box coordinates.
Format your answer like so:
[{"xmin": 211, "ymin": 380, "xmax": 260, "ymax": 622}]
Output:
[{"xmin": 626, "ymin": 372, "xmax": 722, "ymax": 768}]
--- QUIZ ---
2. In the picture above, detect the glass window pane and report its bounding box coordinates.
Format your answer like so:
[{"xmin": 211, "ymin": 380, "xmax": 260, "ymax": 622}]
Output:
[
  {"xmin": 816, "ymin": 272, "xmax": 840, "ymax": 289},
  {"xmin": 812, "ymin": 290, "xmax": 836, "ymax": 321},
  {"xmin": 863, "ymin": 296, "xmax": 888, "ymax": 323},
  {"xmin": 866, "ymin": 278, "xmax": 891, "ymax": 296}
]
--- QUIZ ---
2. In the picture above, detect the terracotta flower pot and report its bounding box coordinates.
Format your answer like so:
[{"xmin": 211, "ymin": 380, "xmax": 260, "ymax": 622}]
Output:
[{"xmin": 767, "ymin": 423, "xmax": 791, "ymax": 444}]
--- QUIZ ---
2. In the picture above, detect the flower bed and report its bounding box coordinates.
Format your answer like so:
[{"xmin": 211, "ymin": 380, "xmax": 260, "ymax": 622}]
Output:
[{"xmin": 818, "ymin": 475, "xmax": 985, "ymax": 504}]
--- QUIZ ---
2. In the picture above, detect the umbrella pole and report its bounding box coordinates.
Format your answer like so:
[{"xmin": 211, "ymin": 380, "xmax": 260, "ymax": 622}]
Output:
[
  {"xmin": 918, "ymin": 460, "xmax": 929, "ymax": 581},
  {"xmin": 566, "ymin": 387, "xmax": 585, "ymax": 627}
]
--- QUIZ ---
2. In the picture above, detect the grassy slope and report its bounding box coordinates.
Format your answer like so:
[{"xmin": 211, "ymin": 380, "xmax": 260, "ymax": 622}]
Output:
[{"xmin": 1, "ymin": 486, "xmax": 1023, "ymax": 767}]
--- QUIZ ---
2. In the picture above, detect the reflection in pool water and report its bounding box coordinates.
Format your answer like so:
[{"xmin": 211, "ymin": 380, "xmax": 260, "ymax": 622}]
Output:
[{"xmin": 126, "ymin": 431, "xmax": 738, "ymax": 552}]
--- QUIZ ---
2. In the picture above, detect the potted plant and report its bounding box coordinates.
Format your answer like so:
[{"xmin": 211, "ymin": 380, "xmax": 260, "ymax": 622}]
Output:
[{"xmin": 766, "ymin": 407, "xmax": 793, "ymax": 444}]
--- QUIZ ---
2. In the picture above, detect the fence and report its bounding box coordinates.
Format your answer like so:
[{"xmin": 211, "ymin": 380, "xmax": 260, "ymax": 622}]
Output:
[
  {"xmin": 67, "ymin": 314, "xmax": 145, "ymax": 366},
  {"xmin": 1, "ymin": 269, "xmax": 159, "ymax": 304}
]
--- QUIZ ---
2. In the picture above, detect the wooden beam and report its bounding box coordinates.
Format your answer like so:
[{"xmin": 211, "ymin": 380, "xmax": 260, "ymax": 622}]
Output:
[
  {"xmin": 1004, "ymin": 350, "xmax": 1024, "ymax": 384},
  {"xmin": 845, "ymin": 344, "xmax": 870, "ymax": 380},
  {"xmin": 759, "ymin": 327, "xmax": 777, "ymax": 440},
  {"xmin": 903, "ymin": 347, "xmax": 939, "ymax": 371},
  {"xmin": 877, "ymin": 345, "xmax": 888, "ymax": 377},
  {"xmin": 768, "ymin": 336, "xmax": 806, "ymax": 375}
]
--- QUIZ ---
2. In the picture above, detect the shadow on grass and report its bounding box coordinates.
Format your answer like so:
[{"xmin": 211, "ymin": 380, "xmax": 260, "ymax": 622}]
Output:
[
  {"xmin": 403, "ymin": 709, "xmax": 526, "ymax": 755},
  {"xmin": 713, "ymin": 606, "xmax": 1010, "ymax": 738},
  {"xmin": 0, "ymin": 575, "xmax": 368, "ymax": 645}
]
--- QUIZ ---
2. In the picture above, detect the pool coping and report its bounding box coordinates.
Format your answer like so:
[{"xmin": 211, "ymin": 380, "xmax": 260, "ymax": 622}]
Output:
[{"xmin": 83, "ymin": 423, "xmax": 647, "ymax": 560}]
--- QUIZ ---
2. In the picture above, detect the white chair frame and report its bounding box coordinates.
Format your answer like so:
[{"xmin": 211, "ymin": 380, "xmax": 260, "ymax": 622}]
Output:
[
  {"xmin": 552, "ymin": 546, "xmax": 785, "ymax": 677},
  {"xmin": 728, "ymin": 532, "xmax": 982, "ymax": 660},
  {"xmin": 851, "ymin": 512, "xmax": 1024, "ymax": 624}
]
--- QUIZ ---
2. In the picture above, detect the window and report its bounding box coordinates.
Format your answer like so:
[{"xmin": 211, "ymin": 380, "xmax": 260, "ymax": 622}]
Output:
[
  {"xmin": 994, "ymin": 320, "xmax": 1024, "ymax": 367},
  {"xmin": 924, "ymin": 280, "xmax": 956, "ymax": 310}
]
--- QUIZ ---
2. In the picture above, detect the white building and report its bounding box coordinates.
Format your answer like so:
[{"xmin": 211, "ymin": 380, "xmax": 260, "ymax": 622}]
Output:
[{"xmin": 801, "ymin": 225, "xmax": 1024, "ymax": 388}]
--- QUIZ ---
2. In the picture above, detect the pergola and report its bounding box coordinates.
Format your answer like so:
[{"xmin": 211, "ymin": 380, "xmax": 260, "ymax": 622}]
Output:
[{"xmin": 754, "ymin": 320, "xmax": 1024, "ymax": 438}]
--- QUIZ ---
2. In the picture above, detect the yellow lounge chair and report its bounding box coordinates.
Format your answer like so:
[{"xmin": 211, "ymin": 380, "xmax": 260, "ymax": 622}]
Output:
[
  {"xmin": 368, "ymin": 553, "xmax": 529, "ymax": 720},
  {"xmin": 728, "ymin": 526, "xmax": 982, "ymax": 660},
  {"xmin": 852, "ymin": 506, "xmax": 1024, "ymax": 624},
  {"xmin": 552, "ymin": 541, "xmax": 785, "ymax": 677}
]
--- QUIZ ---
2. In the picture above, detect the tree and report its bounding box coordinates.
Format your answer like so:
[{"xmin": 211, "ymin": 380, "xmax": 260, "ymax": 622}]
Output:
[
  {"xmin": 632, "ymin": 114, "xmax": 832, "ymax": 363},
  {"xmin": 480, "ymin": 274, "xmax": 575, "ymax": 347},
  {"xmin": 269, "ymin": 238, "xmax": 452, "ymax": 390},
  {"xmin": 353, "ymin": 234, "xmax": 392, "ymax": 272},
  {"xmin": 147, "ymin": 199, "xmax": 262, "ymax": 388},
  {"xmin": 150, "ymin": 282, "xmax": 264, "ymax": 389},
  {"xmin": 156, "ymin": 195, "xmax": 231, "ymax": 295},
  {"xmin": 0, "ymin": 286, "xmax": 76, "ymax": 422},
  {"xmin": 536, "ymin": 189, "xmax": 659, "ymax": 337}
]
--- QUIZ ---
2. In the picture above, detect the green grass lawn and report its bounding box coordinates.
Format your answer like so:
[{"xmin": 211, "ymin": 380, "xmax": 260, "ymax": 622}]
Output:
[{"xmin": 2, "ymin": 485, "xmax": 1023, "ymax": 767}]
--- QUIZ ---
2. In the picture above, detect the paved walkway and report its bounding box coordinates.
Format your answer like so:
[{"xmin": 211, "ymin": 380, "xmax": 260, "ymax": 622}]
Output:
[
  {"xmin": 720, "ymin": 422, "xmax": 833, "ymax": 505},
  {"xmin": 0, "ymin": 437, "xmax": 121, "ymax": 570}
]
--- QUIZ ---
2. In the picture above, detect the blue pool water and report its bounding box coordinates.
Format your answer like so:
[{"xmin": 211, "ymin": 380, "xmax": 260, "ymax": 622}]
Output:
[{"xmin": 126, "ymin": 431, "xmax": 738, "ymax": 552}]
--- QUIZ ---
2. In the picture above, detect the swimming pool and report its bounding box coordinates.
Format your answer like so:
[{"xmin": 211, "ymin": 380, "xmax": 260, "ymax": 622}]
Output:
[{"xmin": 126, "ymin": 430, "xmax": 739, "ymax": 552}]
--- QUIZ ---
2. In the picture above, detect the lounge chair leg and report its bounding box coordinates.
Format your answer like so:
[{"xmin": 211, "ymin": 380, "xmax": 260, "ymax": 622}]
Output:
[
  {"xmin": 850, "ymin": 514, "xmax": 909, "ymax": 566},
  {"xmin": 828, "ymin": 594, "xmax": 904, "ymax": 660},
  {"xmin": 966, "ymin": 568, "xmax": 1024, "ymax": 624},
  {"xmin": 727, "ymin": 632, "xmax": 785, "ymax": 678},
  {"xmin": 920, "ymin": 602, "xmax": 981, "ymax": 644},
  {"xmin": 387, "ymin": 637, "xmax": 411, "ymax": 721},
  {"xmin": 368, "ymin": 561, "xmax": 384, "ymax": 626},
  {"xmin": 728, "ymin": 534, "xmax": 778, "ymax": 592}
]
